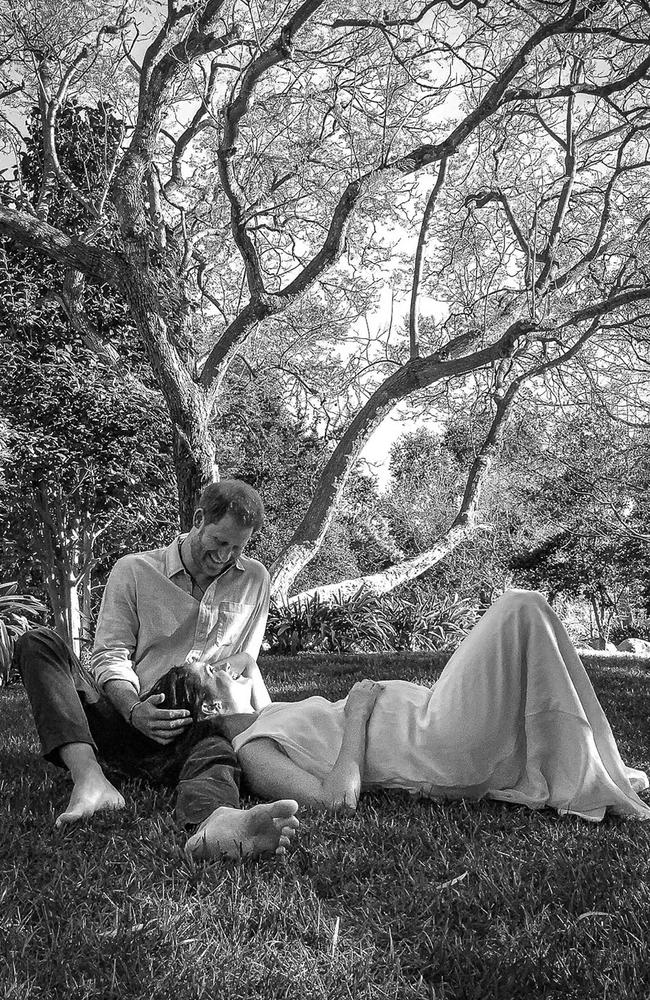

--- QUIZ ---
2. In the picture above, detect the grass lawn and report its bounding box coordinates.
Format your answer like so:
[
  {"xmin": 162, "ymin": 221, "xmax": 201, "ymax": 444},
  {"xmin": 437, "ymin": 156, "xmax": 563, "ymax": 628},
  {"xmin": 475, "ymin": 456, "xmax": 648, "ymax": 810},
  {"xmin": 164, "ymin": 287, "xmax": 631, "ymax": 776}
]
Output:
[{"xmin": 1, "ymin": 651, "xmax": 649, "ymax": 1000}]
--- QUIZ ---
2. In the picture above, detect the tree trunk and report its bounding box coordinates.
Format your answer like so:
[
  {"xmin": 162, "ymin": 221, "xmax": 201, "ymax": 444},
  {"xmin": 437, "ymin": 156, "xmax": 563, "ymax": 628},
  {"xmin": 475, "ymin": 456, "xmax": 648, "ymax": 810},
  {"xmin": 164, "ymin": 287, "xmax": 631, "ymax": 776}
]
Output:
[
  {"xmin": 172, "ymin": 417, "xmax": 219, "ymax": 528},
  {"xmin": 118, "ymin": 260, "xmax": 220, "ymax": 526},
  {"xmin": 79, "ymin": 526, "xmax": 95, "ymax": 651},
  {"xmin": 590, "ymin": 595, "xmax": 605, "ymax": 643},
  {"xmin": 62, "ymin": 572, "xmax": 82, "ymax": 658},
  {"xmin": 276, "ymin": 379, "xmax": 520, "ymax": 606},
  {"xmin": 277, "ymin": 520, "xmax": 480, "ymax": 606},
  {"xmin": 270, "ymin": 326, "xmax": 531, "ymax": 599},
  {"xmin": 41, "ymin": 558, "xmax": 81, "ymax": 655}
]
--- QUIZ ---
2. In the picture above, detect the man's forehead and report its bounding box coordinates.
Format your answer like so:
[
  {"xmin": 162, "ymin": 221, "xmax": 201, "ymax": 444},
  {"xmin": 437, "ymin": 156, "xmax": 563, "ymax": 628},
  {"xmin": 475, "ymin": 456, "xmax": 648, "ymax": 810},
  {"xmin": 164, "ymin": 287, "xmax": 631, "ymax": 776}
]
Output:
[{"xmin": 201, "ymin": 513, "xmax": 252, "ymax": 540}]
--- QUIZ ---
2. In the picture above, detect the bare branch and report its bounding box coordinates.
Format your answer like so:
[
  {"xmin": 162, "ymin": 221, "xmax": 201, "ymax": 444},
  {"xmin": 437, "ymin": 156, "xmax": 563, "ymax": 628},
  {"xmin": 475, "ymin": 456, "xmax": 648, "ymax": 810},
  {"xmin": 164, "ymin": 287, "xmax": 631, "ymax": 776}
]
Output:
[{"xmin": 409, "ymin": 156, "xmax": 448, "ymax": 360}]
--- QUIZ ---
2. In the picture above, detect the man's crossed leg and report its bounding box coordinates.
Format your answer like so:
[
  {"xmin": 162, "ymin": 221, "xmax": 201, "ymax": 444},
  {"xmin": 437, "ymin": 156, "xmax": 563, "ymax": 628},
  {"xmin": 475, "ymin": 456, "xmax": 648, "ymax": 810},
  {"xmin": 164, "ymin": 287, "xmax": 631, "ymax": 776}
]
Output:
[{"xmin": 14, "ymin": 627, "xmax": 298, "ymax": 859}]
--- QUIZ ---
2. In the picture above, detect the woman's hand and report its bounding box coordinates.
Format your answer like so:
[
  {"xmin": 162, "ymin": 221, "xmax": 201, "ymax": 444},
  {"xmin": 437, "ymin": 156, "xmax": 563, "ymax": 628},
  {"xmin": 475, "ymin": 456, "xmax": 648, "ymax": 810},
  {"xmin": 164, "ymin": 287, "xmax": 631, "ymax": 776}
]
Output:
[
  {"xmin": 345, "ymin": 679, "xmax": 384, "ymax": 720},
  {"xmin": 321, "ymin": 680, "xmax": 385, "ymax": 813},
  {"xmin": 129, "ymin": 693, "xmax": 192, "ymax": 745},
  {"xmin": 217, "ymin": 651, "xmax": 255, "ymax": 679}
]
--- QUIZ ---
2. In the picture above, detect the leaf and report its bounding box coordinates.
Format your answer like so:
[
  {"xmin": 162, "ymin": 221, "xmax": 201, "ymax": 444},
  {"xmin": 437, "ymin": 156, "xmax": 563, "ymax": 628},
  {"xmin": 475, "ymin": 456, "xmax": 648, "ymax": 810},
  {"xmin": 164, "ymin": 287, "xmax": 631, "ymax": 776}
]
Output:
[{"xmin": 436, "ymin": 871, "xmax": 469, "ymax": 890}]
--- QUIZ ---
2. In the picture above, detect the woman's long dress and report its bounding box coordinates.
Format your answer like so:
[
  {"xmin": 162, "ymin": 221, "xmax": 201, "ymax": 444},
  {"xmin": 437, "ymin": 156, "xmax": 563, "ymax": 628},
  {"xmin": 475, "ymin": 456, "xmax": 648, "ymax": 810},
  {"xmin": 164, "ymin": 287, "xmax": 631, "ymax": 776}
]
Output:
[{"xmin": 232, "ymin": 591, "xmax": 650, "ymax": 821}]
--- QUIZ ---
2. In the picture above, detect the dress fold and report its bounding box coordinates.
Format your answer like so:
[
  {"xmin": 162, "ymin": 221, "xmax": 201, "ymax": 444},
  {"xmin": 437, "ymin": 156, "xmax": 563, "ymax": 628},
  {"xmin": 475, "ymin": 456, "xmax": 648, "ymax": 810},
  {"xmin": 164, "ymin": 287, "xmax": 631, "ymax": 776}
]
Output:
[{"xmin": 233, "ymin": 591, "xmax": 650, "ymax": 821}]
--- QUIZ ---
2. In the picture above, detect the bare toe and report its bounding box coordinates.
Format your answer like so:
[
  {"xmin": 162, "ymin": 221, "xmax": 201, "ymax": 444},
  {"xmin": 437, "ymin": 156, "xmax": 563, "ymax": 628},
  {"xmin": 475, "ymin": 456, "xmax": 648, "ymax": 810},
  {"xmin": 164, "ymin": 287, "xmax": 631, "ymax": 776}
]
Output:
[{"xmin": 186, "ymin": 801, "xmax": 300, "ymax": 861}]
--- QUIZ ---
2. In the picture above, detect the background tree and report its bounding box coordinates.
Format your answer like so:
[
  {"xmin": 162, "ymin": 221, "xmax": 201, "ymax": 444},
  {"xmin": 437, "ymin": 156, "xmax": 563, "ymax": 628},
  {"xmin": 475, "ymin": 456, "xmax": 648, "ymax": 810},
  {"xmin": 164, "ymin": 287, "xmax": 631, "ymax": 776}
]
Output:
[
  {"xmin": 0, "ymin": 103, "xmax": 177, "ymax": 650},
  {"xmin": 1, "ymin": 0, "xmax": 650, "ymax": 611},
  {"xmin": 209, "ymin": 374, "xmax": 328, "ymax": 567},
  {"xmin": 510, "ymin": 406, "xmax": 650, "ymax": 642},
  {"xmin": 0, "ymin": 318, "xmax": 177, "ymax": 653}
]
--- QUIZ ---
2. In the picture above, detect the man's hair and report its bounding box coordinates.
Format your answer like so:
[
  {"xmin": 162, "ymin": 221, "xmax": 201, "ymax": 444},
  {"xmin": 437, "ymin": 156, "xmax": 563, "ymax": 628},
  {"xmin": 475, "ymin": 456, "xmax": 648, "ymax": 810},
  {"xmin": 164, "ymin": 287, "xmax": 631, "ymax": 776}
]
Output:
[
  {"xmin": 145, "ymin": 664, "xmax": 207, "ymax": 721},
  {"xmin": 197, "ymin": 479, "xmax": 264, "ymax": 532}
]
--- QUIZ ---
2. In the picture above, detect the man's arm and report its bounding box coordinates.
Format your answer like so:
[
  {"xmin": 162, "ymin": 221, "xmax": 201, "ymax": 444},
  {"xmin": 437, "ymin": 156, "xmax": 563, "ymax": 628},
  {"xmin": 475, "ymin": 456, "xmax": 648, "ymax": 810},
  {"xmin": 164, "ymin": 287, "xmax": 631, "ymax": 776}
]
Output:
[
  {"xmin": 92, "ymin": 557, "xmax": 191, "ymax": 743},
  {"xmin": 91, "ymin": 557, "xmax": 142, "ymax": 692}
]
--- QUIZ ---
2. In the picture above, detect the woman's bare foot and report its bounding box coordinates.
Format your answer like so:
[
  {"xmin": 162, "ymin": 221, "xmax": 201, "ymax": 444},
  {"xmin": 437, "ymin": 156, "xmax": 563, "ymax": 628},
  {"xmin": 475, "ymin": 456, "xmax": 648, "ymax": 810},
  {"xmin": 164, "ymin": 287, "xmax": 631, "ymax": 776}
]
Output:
[
  {"xmin": 55, "ymin": 764, "xmax": 126, "ymax": 828},
  {"xmin": 185, "ymin": 800, "xmax": 300, "ymax": 861}
]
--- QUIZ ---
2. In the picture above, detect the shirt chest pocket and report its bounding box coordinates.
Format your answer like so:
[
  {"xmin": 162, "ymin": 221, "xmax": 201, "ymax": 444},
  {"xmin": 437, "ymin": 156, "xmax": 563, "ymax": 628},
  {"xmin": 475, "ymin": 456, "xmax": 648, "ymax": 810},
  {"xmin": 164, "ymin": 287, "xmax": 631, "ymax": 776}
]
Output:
[{"xmin": 215, "ymin": 601, "xmax": 254, "ymax": 647}]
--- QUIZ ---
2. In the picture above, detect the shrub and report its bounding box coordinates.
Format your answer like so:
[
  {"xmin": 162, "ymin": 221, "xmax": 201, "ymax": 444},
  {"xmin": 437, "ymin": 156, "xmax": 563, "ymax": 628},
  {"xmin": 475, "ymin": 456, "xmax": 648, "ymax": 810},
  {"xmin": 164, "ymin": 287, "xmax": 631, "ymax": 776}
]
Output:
[
  {"xmin": 609, "ymin": 617, "xmax": 650, "ymax": 647},
  {"xmin": 264, "ymin": 589, "xmax": 478, "ymax": 655},
  {"xmin": 265, "ymin": 589, "xmax": 396, "ymax": 655},
  {"xmin": 380, "ymin": 590, "xmax": 479, "ymax": 652},
  {"xmin": 0, "ymin": 581, "xmax": 45, "ymax": 686}
]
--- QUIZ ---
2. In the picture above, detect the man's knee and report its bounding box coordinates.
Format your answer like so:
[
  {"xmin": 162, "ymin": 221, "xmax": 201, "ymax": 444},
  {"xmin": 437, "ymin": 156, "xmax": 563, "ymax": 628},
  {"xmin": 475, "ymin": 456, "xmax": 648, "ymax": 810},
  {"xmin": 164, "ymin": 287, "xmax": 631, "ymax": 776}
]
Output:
[
  {"xmin": 179, "ymin": 736, "xmax": 239, "ymax": 781},
  {"xmin": 14, "ymin": 626, "xmax": 75, "ymax": 673}
]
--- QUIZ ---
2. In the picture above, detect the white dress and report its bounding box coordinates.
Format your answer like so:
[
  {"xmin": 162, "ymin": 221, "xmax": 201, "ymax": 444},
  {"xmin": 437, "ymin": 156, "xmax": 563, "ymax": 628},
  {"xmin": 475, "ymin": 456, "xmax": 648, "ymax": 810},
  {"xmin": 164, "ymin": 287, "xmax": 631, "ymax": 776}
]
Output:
[{"xmin": 233, "ymin": 591, "xmax": 650, "ymax": 821}]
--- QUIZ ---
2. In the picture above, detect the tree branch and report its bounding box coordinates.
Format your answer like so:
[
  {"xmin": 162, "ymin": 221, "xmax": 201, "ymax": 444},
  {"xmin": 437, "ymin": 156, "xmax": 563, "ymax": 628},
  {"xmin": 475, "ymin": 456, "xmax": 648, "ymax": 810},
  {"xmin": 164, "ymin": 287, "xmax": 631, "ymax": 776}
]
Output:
[
  {"xmin": 0, "ymin": 206, "xmax": 121, "ymax": 284},
  {"xmin": 409, "ymin": 156, "xmax": 447, "ymax": 360}
]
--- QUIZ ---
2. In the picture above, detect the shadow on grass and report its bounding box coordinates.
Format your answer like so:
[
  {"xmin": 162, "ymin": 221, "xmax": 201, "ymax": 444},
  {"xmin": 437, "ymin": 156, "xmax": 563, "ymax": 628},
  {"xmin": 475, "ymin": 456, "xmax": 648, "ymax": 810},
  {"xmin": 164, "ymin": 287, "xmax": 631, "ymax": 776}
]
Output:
[{"xmin": 1, "ymin": 657, "xmax": 649, "ymax": 1000}]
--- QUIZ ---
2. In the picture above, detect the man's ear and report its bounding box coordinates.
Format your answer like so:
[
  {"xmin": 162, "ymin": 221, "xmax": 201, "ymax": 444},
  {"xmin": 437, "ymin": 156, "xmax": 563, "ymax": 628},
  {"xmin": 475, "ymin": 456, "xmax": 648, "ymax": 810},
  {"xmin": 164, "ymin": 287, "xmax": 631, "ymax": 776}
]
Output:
[{"xmin": 193, "ymin": 508, "xmax": 205, "ymax": 529}]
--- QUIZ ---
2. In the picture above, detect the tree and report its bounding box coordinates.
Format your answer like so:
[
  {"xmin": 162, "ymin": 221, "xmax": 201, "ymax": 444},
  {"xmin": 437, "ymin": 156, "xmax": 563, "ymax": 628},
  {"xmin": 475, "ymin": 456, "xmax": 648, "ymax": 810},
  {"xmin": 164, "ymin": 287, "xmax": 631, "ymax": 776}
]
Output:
[
  {"xmin": 209, "ymin": 374, "xmax": 328, "ymax": 567},
  {"xmin": 1, "ymin": 0, "xmax": 650, "ymax": 607},
  {"xmin": 0, "ymin": 317, "xmax": 177, "ymax": 652},
  {"xmin": 510, "ymin": 406, "xmax": 650, "ymax": 640},
  {"xmin": 0, "ymin": 103, "xmax": 179, "ymax": 649}
]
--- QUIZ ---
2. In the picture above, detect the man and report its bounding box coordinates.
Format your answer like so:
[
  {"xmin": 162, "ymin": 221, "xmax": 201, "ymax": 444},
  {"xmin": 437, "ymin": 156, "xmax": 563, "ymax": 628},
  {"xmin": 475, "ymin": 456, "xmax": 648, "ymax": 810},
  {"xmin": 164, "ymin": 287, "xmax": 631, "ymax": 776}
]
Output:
[{"xmin": 15, "ymin": 479, "xmax": 299, "ymax": 860}]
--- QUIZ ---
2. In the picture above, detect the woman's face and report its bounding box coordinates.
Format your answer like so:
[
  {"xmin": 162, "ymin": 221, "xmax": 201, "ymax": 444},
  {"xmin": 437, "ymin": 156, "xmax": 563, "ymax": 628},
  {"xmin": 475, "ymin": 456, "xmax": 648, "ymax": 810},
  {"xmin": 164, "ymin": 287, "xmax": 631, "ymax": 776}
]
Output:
[{"xmin": 186, "ymin": 660, "xmax": 254, "ymax": 715}]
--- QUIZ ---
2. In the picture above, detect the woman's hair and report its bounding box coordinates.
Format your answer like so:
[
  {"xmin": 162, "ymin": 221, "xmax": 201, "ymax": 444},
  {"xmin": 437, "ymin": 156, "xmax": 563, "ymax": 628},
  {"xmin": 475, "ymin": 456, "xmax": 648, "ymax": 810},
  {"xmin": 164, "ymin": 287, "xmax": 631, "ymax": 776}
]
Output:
[
  {"xmin": 144, "ymin": 663, "xmax": 207, "ymax": 721},
  {"xmin": 197, "ymin": 479, "xmax": 264, "ymax": 532}
]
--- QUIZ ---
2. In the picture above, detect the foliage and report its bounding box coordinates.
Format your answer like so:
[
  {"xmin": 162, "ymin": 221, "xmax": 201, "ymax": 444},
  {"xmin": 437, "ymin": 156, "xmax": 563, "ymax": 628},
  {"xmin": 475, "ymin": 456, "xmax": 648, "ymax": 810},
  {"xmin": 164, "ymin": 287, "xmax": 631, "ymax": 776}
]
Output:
[
  {"xmin": 377, "ymin": 414, "xmax": 530, "ymax": 605},
  {"xmin": 2, "ymin": 0, "xmax": 650, "ymax": 603},
  {"xmin": 265, "ymin": 590, "xmax": 393, "ymax": 655},
  {"xmin": 210, "ymin": 376, "xmax": 328, "ymax": 565},
  {"xmin": 19, "ymin": 100, "xmax": 124, "ymax": 234},
  {"xmin": 379, "ymin": 589, "xmax": 478, "ymax": 652},
  {"xmin": 376, "ymin": 400, "xmax": 650, "ymax": 638},
  {"xmin": 0, "ymin": 319, "xmax": 177, "ymax": 619},
  {"xmin": 265, "ymin": 588, "xmax": 477, "ymax": 655},
  {"xmin": 0, "ymin": 101, "xmax": 177, "ymax": 644},
  {"xmin": 1, "ymin": 654, "xmax": 649, "ymax": 998},
  {"xmin": 0, "ymin": 581, "xmax": 45, "ymax": 686},
  {"xmin": 509, "ymin": 409, "xmax": 650, "ymax": 640},
  {"xmin": 292, "ymin": 469, "xmax": 403, "ymax": 594}
]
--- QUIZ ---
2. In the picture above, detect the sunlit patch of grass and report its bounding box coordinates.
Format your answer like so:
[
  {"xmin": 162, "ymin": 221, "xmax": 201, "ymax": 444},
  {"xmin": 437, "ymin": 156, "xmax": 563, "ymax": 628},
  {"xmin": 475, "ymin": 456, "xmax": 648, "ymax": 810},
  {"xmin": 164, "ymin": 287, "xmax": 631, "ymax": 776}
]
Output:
[{"xmin": 1, "ymin": 656, "xmax": 649, "ymax": 999}]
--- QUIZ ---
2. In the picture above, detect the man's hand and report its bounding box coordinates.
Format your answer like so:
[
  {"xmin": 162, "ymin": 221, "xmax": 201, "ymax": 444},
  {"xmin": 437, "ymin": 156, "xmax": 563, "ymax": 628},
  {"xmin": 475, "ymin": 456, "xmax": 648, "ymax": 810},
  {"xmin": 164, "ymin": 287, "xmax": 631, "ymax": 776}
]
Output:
[{"xmin": 129, "ymin": 693, "xmax": 193, "ymax": 745}]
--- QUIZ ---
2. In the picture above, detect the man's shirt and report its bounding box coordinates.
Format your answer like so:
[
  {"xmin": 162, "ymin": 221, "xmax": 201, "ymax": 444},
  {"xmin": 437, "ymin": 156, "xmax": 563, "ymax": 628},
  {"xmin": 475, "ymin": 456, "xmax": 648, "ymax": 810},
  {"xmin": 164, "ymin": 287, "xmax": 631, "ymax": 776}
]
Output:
[{"xmin": 91, "ymin": 534, "xmax": 270, "ymax": 695}]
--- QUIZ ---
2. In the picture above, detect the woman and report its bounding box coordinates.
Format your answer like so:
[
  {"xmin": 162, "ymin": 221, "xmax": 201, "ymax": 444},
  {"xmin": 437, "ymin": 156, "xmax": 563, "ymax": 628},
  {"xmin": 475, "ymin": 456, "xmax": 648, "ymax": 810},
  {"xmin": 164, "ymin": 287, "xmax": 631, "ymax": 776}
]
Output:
[{"xmin": 150, "ymin": 591, "xmax": 650, "ymax": 823}]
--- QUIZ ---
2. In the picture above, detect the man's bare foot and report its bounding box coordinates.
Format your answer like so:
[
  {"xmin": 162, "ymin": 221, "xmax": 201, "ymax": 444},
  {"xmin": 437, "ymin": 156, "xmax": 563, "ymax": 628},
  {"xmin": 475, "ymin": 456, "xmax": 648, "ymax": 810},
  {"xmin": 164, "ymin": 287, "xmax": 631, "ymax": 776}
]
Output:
[
  {"xmin": 55, "ymin": 765, "xmax": 126, "ymax": 828},
  {"xmin": 185, "ymin": 800, "xmax": 300, "ymax": 861}
]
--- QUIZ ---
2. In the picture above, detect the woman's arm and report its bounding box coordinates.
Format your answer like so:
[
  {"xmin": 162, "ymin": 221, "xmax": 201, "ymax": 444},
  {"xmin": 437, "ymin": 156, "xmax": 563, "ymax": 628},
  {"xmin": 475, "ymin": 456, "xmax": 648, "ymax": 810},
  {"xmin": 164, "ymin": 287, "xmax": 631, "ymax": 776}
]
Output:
[
  {"xmin": 239, "ymin": 680, "xmax": 383, "ymax": 812},
  {"xmin": 322, "ymin": 679, "xmax": 384, "ymax": 810}
]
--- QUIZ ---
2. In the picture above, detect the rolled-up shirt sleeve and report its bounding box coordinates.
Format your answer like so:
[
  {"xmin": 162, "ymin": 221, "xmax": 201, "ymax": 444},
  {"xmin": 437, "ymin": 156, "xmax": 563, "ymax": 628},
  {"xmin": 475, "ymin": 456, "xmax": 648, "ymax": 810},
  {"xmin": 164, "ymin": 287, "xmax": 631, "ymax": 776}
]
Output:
[{"xmin": 91, "ymin": 556, "xmax": 141, "ymax": 693}]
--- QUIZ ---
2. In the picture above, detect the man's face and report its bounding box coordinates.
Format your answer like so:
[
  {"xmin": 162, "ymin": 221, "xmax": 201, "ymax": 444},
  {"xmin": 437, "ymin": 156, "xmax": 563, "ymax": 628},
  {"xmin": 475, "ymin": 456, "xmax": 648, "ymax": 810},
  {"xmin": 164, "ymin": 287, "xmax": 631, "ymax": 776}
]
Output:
[{"xmin": 189, "ymin": 510, "xmax": 253, "ymax": 578}]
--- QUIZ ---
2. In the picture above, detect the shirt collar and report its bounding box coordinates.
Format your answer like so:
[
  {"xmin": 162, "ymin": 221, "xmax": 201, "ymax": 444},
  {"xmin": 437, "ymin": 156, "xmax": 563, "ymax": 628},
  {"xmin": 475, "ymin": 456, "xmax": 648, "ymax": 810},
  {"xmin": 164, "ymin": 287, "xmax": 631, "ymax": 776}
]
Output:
[{"xmin": 166, "ymin": 534, "xmax": 246, "ymax": 578}]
